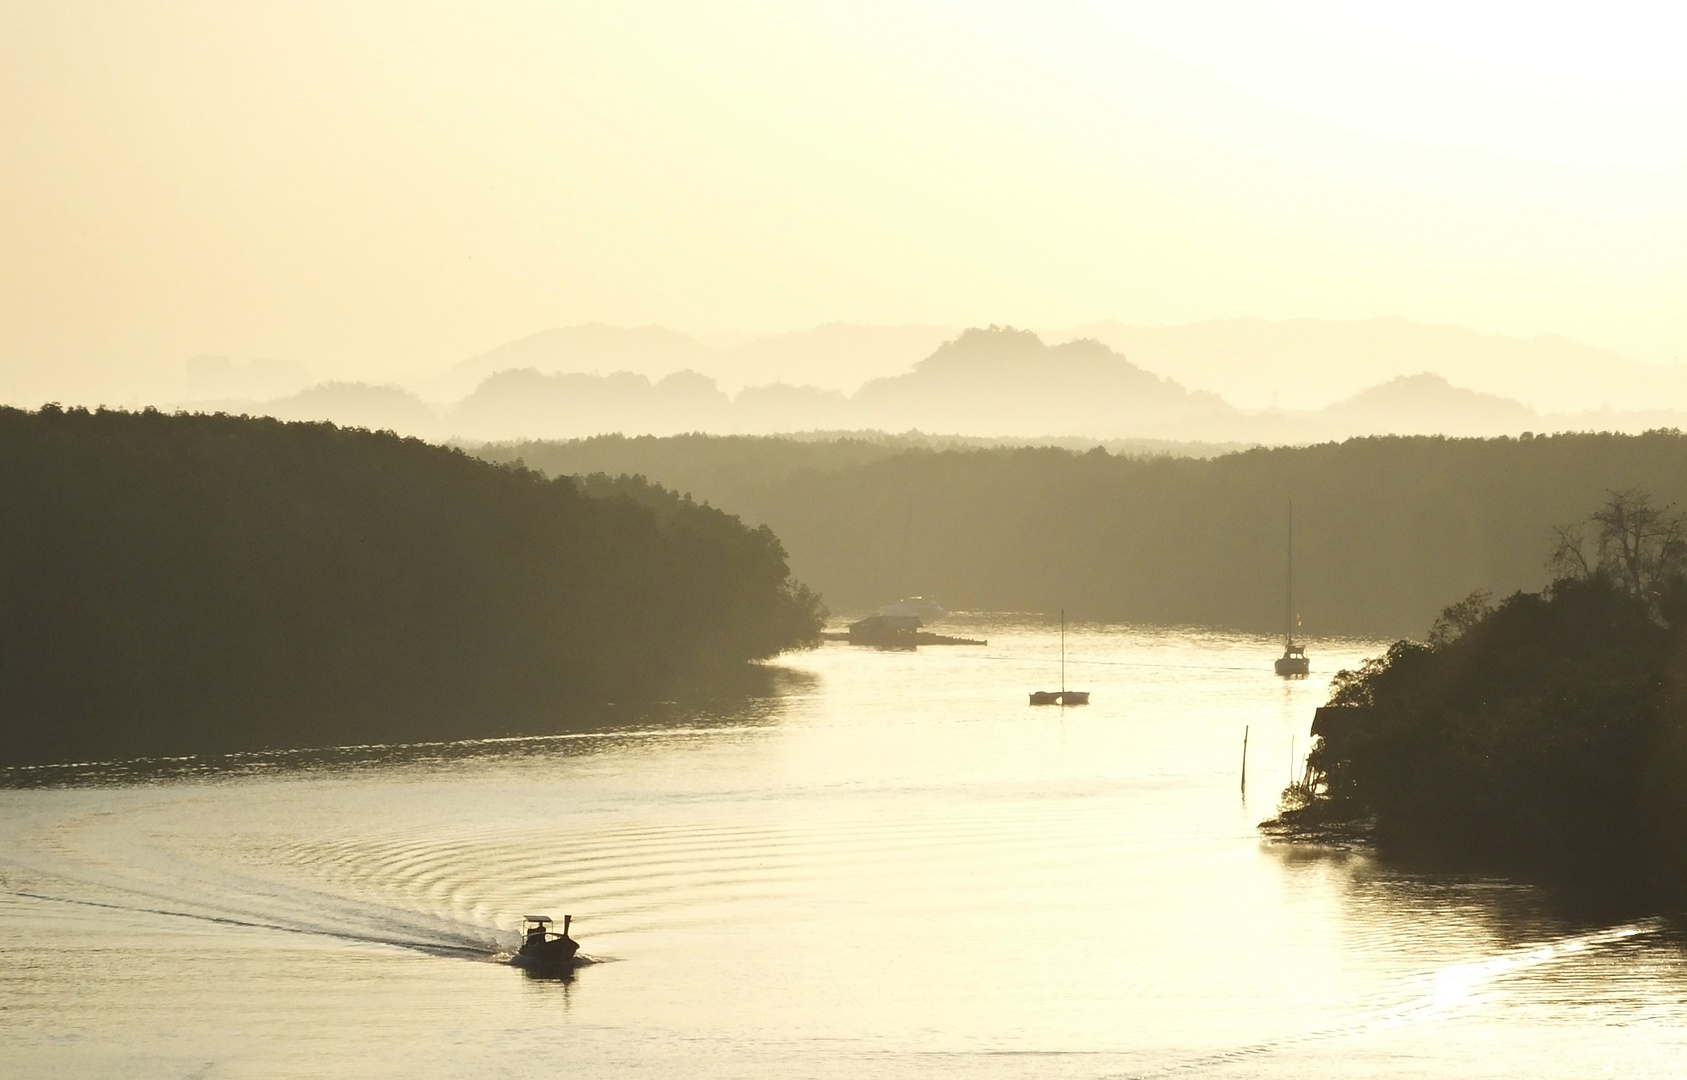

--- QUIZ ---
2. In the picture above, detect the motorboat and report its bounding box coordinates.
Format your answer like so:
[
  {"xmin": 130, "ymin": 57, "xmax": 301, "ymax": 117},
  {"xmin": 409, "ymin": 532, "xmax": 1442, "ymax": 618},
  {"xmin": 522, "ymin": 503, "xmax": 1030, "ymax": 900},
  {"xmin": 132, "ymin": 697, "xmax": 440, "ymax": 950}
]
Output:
[{"xmin": 514, "ymin": 914, "xmax": 580, "ymax": 969}]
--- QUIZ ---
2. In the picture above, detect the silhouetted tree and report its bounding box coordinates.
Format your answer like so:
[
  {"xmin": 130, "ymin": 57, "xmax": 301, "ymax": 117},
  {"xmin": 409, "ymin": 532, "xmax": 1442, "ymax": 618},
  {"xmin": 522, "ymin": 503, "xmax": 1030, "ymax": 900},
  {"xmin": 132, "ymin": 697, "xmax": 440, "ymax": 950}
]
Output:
[
  {"xmin": 1550, "ymin": 488, "xmax": 1687, "ymax": 616},
  {"xmin": 1426, "ymin": 588, "xmax": 1493, "ymax": 647}
]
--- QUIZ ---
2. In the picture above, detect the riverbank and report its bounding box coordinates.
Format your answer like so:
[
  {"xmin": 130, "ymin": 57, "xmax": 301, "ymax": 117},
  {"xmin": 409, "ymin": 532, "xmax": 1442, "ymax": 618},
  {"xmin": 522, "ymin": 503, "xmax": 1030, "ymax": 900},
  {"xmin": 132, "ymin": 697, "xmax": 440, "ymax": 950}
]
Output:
[
  {"xmin": 1265, "ymin": 568, "xmax": 1687, "ymax": 904},
  {"xmin": 0, "ymin": 407, "xmax": 824, "ymax": 766}
]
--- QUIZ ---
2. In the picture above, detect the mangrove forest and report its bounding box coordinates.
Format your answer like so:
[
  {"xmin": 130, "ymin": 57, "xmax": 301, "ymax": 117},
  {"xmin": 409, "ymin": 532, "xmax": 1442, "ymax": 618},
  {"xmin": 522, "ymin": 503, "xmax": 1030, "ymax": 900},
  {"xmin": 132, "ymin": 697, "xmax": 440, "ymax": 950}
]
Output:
[{"xmin": 0, "ymin": 407, "xmax": 824, "ymax": 766}]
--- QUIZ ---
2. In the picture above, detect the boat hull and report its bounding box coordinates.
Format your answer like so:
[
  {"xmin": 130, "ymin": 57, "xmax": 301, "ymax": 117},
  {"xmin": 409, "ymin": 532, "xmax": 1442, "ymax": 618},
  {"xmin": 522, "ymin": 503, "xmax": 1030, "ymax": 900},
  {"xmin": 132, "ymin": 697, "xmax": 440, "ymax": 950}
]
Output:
[
  {"xmin": 511, "ymin": 950, "xmax": 580, "ymax": 967},
  {"xmin": 1030, "ymin": 690, "xmax": 1088, "ymax": 705},
  {"xmin": 515, "ymin": 937, "xmax": 580, "ymax": 967},
  {"xmin": 1274, "ymin": 656, "xmax": 1309, "ymax": 677}
]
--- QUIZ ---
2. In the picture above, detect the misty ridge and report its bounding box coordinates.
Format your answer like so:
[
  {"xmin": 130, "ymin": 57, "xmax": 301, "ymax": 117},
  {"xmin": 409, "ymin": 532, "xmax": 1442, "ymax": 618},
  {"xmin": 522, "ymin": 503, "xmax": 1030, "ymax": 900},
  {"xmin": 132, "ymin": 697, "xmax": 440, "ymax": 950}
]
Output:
[{"xmin": 174, "ymin": 320, "xmax": 1687, "ymax": 446}]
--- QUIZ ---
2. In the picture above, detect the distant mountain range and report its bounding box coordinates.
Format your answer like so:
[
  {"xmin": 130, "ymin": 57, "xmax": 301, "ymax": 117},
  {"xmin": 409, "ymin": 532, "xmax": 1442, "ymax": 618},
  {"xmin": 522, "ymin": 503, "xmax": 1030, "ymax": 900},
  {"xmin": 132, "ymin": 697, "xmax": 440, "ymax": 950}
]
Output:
[
  {"xmin": 410, "ymin": 317, "xmax": 1683, "ymax": 415},
  {"xmin": 852, "ymin": 327, "xmax": 1233, "ymax": 436},
  {"xmin": 417, "ymin": 322, "xmax": 952, "ymax": 401},
  {"xmin": 174, "ymin": 321, "xmax": 1687, "ymax": 445},
  {"xmin": 1067, "ymin": 317, "xmax": 1676, "ymax": 415}
]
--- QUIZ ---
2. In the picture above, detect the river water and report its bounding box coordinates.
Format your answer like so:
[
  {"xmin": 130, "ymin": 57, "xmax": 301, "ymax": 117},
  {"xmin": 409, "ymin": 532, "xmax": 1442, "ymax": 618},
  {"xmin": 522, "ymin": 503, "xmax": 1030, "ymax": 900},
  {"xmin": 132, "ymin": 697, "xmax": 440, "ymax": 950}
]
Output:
[{"xmin": 3, "ymin": 617, "xmax": 1685, "ymax": 1079}]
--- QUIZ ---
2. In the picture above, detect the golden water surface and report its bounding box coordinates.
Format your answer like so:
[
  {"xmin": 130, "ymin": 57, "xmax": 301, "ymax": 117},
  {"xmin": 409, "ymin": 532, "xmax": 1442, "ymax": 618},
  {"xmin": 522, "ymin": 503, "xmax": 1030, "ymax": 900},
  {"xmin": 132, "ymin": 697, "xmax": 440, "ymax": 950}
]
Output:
[{"xmin": 2, "ymin": 617, "xmax": 1684, "ymax": 1078}]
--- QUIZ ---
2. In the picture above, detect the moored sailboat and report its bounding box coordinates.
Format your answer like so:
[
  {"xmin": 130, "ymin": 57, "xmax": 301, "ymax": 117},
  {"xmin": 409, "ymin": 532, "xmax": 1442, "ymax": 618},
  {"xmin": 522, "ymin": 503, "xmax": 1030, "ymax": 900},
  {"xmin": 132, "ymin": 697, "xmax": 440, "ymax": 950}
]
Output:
[
  {"xmin": 1031, "ymin": 609, "xmax": 1089, "ymax": 705},
  {"xmin": 1275, "ymin": 501, "xmax": 1310, "ymax": 677}
]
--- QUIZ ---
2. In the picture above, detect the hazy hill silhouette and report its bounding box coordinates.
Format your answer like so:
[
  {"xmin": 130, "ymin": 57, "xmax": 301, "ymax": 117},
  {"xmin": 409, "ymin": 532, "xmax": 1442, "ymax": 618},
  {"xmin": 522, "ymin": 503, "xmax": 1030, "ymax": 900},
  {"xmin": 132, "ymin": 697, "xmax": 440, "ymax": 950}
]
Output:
[
  {"xmin": 427, "ymin": 326, "xmax": 1238, "ymax": 440},
  {"xmin": 852, "ymin": 327, "xmax": 1235, "ymax": 437},
  {"xmin": 176, "ymin": 382, "xmax": 445, "ymax": 440},
  {"xmin": 170, "ymin": 321, "xmax": 1687, "ymax": 443},
  {"xmin": 1311, "ymin": 373, "xmax": 1537, "ymax": 437},
  {"xmin": 428, "ymin": 322, "xmax": 950, "ymax": 402},
  {"xmin": 192, "ymin": 367, "xmax": 1557, "ymax": 445},
  {"xmin": 1070, "ymin": 317, "xmax": 1684, "ymax": 414},
  {"xmin": 271, "ymin": 382, "xmax": 442, "ymax": 437},
  {"xmin": 430, "ymin": 324, "xmax": 714, "ymax": 400}
]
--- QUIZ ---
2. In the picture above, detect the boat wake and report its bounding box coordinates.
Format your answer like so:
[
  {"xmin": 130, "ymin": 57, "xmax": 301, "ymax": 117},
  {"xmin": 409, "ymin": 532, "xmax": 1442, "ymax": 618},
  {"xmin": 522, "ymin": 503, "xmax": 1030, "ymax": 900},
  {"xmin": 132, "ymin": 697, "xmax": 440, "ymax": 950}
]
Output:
[
  {"xmin": 1097, "ymin": 919, "xmax": 1671, "ymax": 1079},
  {"xmin": 0, "ymin": 783, "xmax": 540, "ymax": 962},
  {"xmin": 0, "ymin": 885, "xmax": 499, "ymax": 961}
]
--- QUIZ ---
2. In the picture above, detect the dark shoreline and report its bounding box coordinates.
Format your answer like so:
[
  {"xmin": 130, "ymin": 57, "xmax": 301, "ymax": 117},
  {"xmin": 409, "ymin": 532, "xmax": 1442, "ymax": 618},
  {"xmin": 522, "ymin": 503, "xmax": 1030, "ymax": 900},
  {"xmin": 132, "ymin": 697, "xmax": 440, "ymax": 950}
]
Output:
[
  {"xmin": 0, "ymin": 681, "xmax": 808, "ymax": 789},
  {"xmin": 1258, "ymin": 805, "xmax": 1377, "ymax": 850}
]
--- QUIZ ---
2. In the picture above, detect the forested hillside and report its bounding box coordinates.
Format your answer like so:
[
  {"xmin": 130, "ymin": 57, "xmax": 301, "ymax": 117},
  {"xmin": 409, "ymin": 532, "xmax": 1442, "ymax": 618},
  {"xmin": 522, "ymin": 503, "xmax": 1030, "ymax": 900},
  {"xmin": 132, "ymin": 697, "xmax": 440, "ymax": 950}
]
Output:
[
  {"xmin": 480, "ymin": 430, "xmax": 1687, "ymax": 637},
  {"xmin": 0, "ymin": 407, "xmax": 823, "ymax": 766},
  {"xmin": 1281, "ymin": 492, "xmax": 1687, "ymax": 899}
]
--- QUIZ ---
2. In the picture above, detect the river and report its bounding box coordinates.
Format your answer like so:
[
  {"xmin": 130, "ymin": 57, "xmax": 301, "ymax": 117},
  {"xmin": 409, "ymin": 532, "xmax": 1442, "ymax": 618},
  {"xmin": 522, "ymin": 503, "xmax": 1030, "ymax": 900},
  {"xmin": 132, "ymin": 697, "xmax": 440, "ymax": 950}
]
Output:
[{"xmin": 3, "ymin": 617, "xmax": 1684, "ymax": 1078}]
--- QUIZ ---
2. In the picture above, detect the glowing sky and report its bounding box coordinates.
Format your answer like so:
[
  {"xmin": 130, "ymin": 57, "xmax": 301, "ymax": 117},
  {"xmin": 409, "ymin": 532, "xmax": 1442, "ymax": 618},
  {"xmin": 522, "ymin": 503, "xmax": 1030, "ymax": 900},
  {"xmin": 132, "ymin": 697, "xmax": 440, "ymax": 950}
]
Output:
[{"xmin": 0, "ymin": 0, "xmax": 1681, "ymax": 399}]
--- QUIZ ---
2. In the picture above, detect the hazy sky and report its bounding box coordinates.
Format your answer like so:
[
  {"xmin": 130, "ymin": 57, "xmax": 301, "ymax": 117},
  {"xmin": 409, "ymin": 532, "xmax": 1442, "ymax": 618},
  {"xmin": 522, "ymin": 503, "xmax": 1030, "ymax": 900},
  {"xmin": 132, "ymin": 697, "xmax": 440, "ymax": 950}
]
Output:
[{"xmin": 1, "ymin": 0, "xmax": 1682, "ymax": 401}]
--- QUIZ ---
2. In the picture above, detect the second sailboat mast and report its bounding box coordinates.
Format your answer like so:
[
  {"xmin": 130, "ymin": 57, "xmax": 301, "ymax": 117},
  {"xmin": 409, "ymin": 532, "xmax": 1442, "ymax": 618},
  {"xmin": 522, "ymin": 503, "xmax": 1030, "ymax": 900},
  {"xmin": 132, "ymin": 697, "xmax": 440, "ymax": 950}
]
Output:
[{"xmin": 1285, "ymin": 501, "xmax": 1294, "ymax": 648}]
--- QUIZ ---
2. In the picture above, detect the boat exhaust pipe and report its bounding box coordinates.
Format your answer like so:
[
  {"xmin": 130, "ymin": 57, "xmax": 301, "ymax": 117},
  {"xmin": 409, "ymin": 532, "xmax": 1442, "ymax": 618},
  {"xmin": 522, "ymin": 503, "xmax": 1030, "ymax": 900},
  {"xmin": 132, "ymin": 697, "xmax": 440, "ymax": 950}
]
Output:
[{"xmin": 563, "ymin": 914, "xmax": 572, "ymax": 938}]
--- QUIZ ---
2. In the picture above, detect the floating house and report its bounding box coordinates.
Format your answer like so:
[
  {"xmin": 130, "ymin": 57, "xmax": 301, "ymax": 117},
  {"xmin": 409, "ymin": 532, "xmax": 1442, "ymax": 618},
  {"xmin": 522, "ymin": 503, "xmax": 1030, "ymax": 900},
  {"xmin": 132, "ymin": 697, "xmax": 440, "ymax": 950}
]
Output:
[
  {"xmin": 819, "ymin": 612, "xmax": 986, "ymax": 648},
  {"xmin": 847, "ymin": 613, "xmax": 923, "ymax": 646}
]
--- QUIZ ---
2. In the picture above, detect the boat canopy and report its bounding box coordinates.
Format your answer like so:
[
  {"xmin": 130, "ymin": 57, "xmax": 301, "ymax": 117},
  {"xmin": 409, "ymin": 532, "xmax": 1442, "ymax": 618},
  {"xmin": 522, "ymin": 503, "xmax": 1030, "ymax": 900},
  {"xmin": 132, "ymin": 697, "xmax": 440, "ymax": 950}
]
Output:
[{"xmin": 524, "ymin": 915, "xmax": 554, "ymax": 923}]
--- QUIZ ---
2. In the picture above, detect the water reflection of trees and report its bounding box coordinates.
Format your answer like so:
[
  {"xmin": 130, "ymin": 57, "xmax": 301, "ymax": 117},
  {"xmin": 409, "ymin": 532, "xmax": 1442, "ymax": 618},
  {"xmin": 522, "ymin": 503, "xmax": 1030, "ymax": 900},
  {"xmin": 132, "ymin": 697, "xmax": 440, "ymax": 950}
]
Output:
[
  {"xmin": 1265, "ymin": 839, "xmax": 1687, "ymax": 962},
  {"xmin": 0, "ymin": 666, "xmax": 820, "ymax": 789}
]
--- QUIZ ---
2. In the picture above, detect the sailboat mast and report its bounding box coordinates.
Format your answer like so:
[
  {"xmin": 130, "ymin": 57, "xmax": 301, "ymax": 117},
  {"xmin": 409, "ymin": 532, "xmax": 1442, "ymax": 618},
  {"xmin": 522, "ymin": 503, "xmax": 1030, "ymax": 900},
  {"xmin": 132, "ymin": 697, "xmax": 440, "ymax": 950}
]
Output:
[
  {"xmin": 1060, "ymin": 608, "xmax": 1066, "ymax": 693},
  {"xmin": 1285, "ymin": 500, "xmax": 1294, "ymax": 648}
]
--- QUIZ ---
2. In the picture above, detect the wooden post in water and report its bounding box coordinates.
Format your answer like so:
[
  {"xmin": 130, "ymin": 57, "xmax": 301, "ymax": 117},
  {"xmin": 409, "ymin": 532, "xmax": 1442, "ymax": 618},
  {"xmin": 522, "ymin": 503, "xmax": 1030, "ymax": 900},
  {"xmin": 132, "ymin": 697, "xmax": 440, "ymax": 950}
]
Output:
[{"xmin": 1240, "ymin": 725, "xmax": 1249, "ymax": 795}]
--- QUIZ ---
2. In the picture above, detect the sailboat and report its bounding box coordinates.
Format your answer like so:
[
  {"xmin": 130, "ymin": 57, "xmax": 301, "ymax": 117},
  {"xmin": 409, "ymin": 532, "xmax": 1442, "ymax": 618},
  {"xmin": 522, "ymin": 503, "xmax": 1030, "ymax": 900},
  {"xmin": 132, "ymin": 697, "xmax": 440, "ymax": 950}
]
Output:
[
  {"xmin": 1031, "ymin": 609, "xmax": 1089, "ymax": 705},
  {"xmin": 1275, "ymin": 501, "xmax": 1310, "ymax": 677}
]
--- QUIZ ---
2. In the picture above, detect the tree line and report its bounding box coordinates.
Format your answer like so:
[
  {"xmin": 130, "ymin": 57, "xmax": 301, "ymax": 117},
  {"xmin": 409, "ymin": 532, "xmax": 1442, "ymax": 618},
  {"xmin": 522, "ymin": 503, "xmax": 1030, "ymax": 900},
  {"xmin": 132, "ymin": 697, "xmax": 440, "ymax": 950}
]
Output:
[
  {"xmin": 478, "ymin": 429, "xmax": 1687, "ymax": 637},
  {"xmin": 0, "ymin": 407, "xmax": 823, "ymax": 767}
]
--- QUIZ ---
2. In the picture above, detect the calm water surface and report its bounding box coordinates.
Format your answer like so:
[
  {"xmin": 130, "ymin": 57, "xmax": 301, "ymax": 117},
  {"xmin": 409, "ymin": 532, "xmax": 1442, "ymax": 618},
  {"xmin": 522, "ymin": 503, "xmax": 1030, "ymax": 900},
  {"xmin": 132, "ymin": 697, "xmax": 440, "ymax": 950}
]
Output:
[{"xmin": 3, "ymin": 617, "xmax": 1686, "ymax": 1078}]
